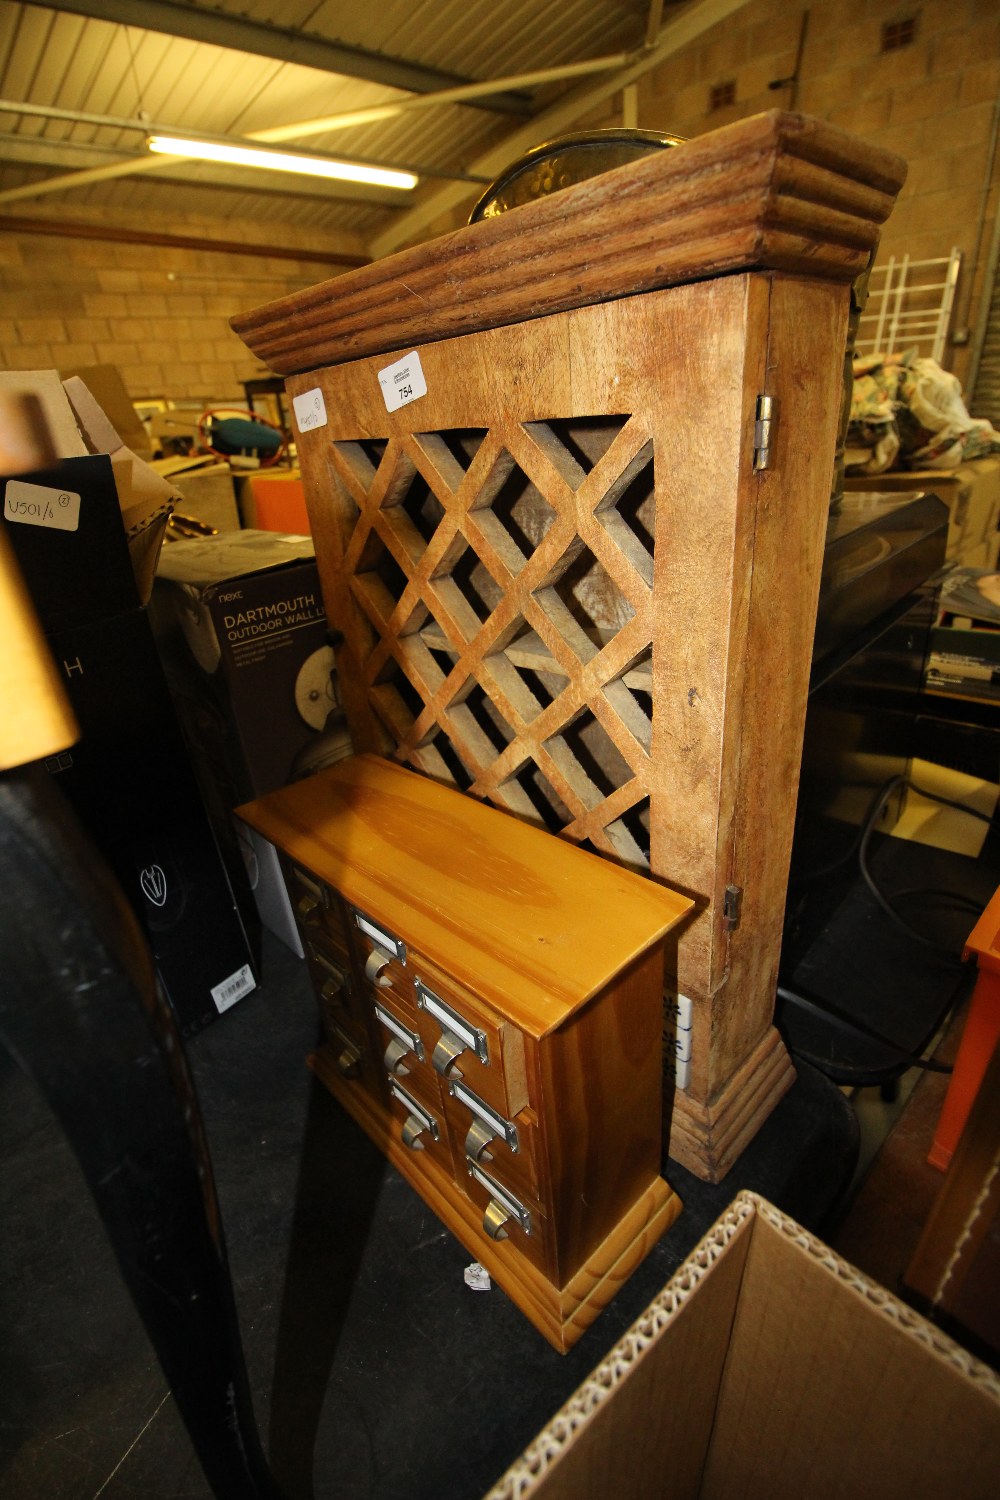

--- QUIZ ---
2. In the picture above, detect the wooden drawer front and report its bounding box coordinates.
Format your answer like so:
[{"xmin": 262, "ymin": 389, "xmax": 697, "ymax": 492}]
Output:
[
  {"xmin": 411, "ymin": 967, "xmax": 526, "ymax": 1119},
  {"xmin": 384, "ymin": 1076, "xmax": 455, "ymax": 1174},
  {"xmin": 372, "ymin": 996, "xmax": 426, "ymax": 1080},
  {"xmin": 348, "ymin": 905, "xmax": 410, "ymax": 1000},
  {"xmin": 305, "ymin": 938, "xmax": 357, "ymax": 1032},
  {"xmin": 463, "ymin": 1158, "xmax": 549, "ymax": 1276},
  {"xmin": 320, "ymin": 1018, "xmax": 375, "ymax": 1093},
  {"xmin": 288, "ymin": 863, "xmax": 352, "ymax": 961},
  {"xmin": 442, "ymin": 1081, "xmax": 540, "ymax": 1201}
]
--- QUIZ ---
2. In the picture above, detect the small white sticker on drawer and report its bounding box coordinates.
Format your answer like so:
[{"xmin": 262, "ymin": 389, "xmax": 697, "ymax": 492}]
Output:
[
  {"xmin": 292, "ymin": 387, "xmax": 328, "ymax": 432},
  {"xmin": 4, "ymin": 480, "xmax": 80, "ymax": 532},
  {"xmin": 377, "ymin": 350, "xmax": 427, "ymax": 412}
]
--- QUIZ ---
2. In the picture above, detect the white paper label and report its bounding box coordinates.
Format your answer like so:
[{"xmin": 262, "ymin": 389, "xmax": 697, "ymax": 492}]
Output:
[
  {"xmin": 211, "ymin": 963, "xmax": 256, "ymax": 1014},
  {"xmin": 292, "ymin": 387, "xmax": 328, "ymax": 432},
  {"xmin": 377, "ymin": 350, "xmax": 427, "ymax": 412},
  {"xmin": 4, "ymin": 480, "xmax": 81, "ymax": 532}
]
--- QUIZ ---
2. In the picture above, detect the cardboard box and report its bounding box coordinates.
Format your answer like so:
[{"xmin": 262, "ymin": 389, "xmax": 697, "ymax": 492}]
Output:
[
  {"xmin": 486, "ymin": 1192, "xmax": 1000, "ymax": 1500},
  {"xmin": 1, "ymin": 380, "xmax": 257, "ymax": 1034},
  {"xmin": 151, "ymin": 530, "xmax": 352, "ymax": 953},
  {"xmin": 61, "ymin": 374, "xmax": 177, "ymax": 601},
  {"xmin": 153, "ymin": 457, "xmax": 242, "ymax": 533},
  {"xmin": 60, "ymin": 362, "xmax": 155, "ymax": 459}
]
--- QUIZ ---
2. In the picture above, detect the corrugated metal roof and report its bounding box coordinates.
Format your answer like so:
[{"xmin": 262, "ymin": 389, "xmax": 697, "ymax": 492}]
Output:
[{"xmin": 0, "ymin": 0, "xmax": 681, "ymax": 246}]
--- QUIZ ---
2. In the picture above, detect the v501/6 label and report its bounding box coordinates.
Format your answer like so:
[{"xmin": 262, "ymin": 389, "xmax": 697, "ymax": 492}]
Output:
[{"xmin": 4, "ymin": 480, "xmax": 81, "ymax": 532}]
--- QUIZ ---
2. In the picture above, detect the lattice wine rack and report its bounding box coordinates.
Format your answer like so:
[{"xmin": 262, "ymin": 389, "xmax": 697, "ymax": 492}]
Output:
[
  {"xmin": 329, "ymin": 416, "xmax": 657, "ymax": 868},
  {"xmin": 233, "ymin": 111, "xmax": 907, "ymax": 1181}
]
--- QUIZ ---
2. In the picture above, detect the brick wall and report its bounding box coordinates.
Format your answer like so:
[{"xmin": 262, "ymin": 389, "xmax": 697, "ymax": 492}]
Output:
[
  {"xmin": 1, "ymin": 2, "xmax": 997, "ymax": 402},
  {"xmin": 540, "ymin": 0, "xmax": 995, "ymax": 389},
  {"xmin": 630, "ymin": 0, "xmax": 1000, "ymax": 387},
  {"xmin": 0, "ymin": 206, "xmax": 364, "ymax": 406}
]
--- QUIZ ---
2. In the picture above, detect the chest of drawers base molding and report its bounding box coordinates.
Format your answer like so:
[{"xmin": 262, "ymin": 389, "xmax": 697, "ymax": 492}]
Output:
[{"xmin": 237, "ymin": 753, "xmax": 691, "ymax": 1352}]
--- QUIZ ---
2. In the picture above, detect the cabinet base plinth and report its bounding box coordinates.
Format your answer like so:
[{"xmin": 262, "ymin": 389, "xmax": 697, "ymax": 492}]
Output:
[
  {"xmin": 667, "ymin": 1026, "xmax": 796, "ymax": 1183},
  {"xmin": 310, "ymin": 1047, "xmax": 682, "ymax": 1352}
]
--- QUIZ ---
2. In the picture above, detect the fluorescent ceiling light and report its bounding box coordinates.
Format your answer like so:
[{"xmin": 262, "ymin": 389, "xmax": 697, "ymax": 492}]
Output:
[{"xmin": 146, "ymin": 134, "xmax": 418, "ymax": 190}]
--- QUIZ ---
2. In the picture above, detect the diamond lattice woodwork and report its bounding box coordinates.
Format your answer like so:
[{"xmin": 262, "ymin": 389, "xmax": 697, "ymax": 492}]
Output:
[{"xmin": 329, "ymin": 417, "xmax": 656, "ymax": 869}]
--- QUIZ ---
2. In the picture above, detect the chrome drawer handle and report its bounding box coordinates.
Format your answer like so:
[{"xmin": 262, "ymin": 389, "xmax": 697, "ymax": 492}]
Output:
[
  {"xmin": 465, "ymin": 1118, "xmax": 495, "ymax": 1163},
  {"xmin": 319, "ymin": 962, "xmax": 350, "ymax": 1006},
  {"xmin": 389, "ymin": 1080, "xmax": 439, "ymax": 1150},
  {"xmin": 329, "ymin": 1026, "xmax": 362, "ymax": 1079},
  {"xmin": 383, "ymin": 1037, "xmax": 411, "ymax": 1076},
  {"xmin": 416, "ymin": 979, "xmax": 489, "ymax": 1073},
  {"xmin": 449, "ymin": 1079, "xmax": 518, "ymax": 1157},
  {"xmin": 364, "ymin": 947, "xmax": 393, "ymax": 988},
  {"xmin": 352, "ymin": 909, "xmax": 406, "ymax": 963},
  {"xmin": 431, "ymin": 1031, "xmax": 467, "ymax": 1077},
  {"xmin": 293, "ymin": 867, "xmax": 325, "ymax": 918},
  {"xmin": 483, "ymin": 1200, "xmax": 511, "ymax": 1240},
  {"xmin": 401, "ymin": 1115, "xmax": 428, "ymax": 1149},
  {"xmin": 373, "ymin": 1002, "xmax": 424, "ymax": 1077},
  {"xmin": 337, "ymin": 1043, "xmax": 362, "ymax": 1079},
  {"xmin": 468, "ymin": 1161, "xmax": 531, "ymax": 1238}
]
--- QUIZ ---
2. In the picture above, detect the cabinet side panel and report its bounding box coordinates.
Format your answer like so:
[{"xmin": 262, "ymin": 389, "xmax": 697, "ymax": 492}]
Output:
[{"xmin": 537, "ymin": 945, "xmax": 669, "ymax": 1285}]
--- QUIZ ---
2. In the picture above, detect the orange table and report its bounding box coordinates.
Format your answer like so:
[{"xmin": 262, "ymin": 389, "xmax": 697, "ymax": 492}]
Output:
[
  {"xmin": 238, "ymin": 471, "xmax": 310, "ymax": 534},
  {"xmin": 930, "ymin": 885, "xmax": 1000, "ymax": 1170}
]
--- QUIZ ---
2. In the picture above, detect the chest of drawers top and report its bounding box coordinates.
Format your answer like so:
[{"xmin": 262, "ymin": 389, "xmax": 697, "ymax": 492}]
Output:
[{"xmin": 237, "ymin": 752, "xmax": 691, "ymax": 1037}]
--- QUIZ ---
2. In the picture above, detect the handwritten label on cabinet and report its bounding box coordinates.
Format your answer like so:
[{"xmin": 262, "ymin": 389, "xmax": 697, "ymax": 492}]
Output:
[
  {"xmin": 4, "ymin": 480, "xmax": 80, "ymax": 532},
  {"xmin": 292, "ymin": 387, "xmax": 328, "ymax": 432},
  {"xmin": 377, "ymin": 350, "xmax": 427, "ymax": 412}
]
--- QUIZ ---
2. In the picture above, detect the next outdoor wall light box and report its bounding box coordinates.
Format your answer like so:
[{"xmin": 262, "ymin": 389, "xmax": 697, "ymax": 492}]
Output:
[{"xmin": 150, "ymin": 531, "xmax": 352, "ymax": 955}]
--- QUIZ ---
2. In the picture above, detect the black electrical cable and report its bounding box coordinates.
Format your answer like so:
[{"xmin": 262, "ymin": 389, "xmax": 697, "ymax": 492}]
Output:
[
  {"xmin": 858, "ymin": 776, "xmax": 972, "ymax": 959},
  {"xmin": 776, "ymin": 984, "xmax": 954, "ymax": 1074},
  {"xmin": 890, "ymin": 885, "xmax": 983, "ymax": 914},
  {"xmin": 779, "ymin": 773, "xmax": 995, "ymax": 1077},
  {"xmin": 908, "ymin": 781, "xmax": 999, "ymax": 826},
  {"xmin": 792, "ymin": 778, "xmax": 898, "ymax": 886}
]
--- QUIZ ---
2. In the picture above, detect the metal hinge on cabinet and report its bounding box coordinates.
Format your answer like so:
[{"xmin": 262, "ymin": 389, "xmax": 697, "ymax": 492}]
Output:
[
  {"xmin": 723, "ymin": 884, "xmax": 743, "ymax": 930},
  {"xmin": 752, "ymin": 394, "xmax": 775, "ymax": 471}
]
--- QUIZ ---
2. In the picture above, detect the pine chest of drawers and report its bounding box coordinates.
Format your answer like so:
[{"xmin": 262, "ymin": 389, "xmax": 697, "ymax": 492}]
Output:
[{"xmin": 237, "ymin": 753, "xmax": 691, "ymax": 1350}]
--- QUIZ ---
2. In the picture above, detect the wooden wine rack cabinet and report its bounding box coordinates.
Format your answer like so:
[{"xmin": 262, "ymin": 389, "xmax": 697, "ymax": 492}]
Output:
[{"xmin": 232, "ymin": 111, "xmax": 907, "ymax": 1180}]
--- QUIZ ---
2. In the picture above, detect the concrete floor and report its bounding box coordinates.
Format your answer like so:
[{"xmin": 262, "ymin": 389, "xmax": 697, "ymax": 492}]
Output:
[{"xmin": 2, "ymin": 762, "xmax": 997, "ymax": 1498}]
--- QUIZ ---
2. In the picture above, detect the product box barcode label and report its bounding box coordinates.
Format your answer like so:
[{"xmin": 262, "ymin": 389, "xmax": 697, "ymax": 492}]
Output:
[{"xmin": 211, "ymin": 963, "xmax": 256, "ymax": 1013}]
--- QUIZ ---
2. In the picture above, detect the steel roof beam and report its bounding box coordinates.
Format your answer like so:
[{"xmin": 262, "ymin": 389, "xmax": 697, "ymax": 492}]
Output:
[
  {"xmin": 370, "ymin": 0, "xmax": 752, "ymax": 257},
  {"xmin": 37, "ymin": 0, "xmax": 534, "ymax": 115}
]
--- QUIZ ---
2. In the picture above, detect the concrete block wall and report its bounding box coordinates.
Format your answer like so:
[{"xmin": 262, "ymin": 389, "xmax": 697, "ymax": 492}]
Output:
[
  {"xmin": 0, "ymin": 205, "xmax": 364, "ymax": 406},
  {"xmin": 607, "ymin": 0, "xmax": 1000, "ymax": 389},
  {"xmin": 1, "ymin": 2, "xmax": 997, "ymax": 402}
]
